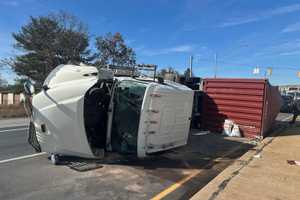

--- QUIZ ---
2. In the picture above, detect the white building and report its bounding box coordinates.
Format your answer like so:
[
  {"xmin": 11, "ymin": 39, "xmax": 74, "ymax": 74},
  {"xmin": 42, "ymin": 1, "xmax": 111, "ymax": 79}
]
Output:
[{"xmin": 278, "ymin": 84, "xmax": 300, "ymax": 94}]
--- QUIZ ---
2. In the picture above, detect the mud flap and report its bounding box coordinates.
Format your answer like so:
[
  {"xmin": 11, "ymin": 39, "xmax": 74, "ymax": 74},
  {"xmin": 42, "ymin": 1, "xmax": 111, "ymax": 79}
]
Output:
[{"xmin": 28, "ymin": 121, "xmax": 41, "ymax": 152}]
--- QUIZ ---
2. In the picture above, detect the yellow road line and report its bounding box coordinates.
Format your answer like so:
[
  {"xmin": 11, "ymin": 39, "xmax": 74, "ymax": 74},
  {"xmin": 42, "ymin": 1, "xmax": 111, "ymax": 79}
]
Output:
[
  {"xmin": 150, "ymin": 141, "xmax": 247, "ymax": 200},
  {"xmin": 150, "ymin": 170, "xmax": 201, "ymax": 200},
  {"xmin": 150, "ymin": 114, "xmax": 294, "ymax": 200}
]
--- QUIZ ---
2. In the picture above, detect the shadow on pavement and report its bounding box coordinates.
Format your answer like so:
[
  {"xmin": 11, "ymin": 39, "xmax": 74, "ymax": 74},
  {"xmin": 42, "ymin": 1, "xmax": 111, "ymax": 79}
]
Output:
[{"xmin": 55, "ymin": 131, "xmax": 254, "ymax": 200}]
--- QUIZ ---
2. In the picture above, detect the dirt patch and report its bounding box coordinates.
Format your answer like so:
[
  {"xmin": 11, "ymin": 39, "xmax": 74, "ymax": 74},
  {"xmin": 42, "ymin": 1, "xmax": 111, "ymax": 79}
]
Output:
[{"xmin": 0, "ymin": 104, "xmax": 27, "ymax": 119}]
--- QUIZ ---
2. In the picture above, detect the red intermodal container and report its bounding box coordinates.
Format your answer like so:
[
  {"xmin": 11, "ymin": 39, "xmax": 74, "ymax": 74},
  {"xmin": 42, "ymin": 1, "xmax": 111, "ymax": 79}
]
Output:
[{"xmin": 202, "ymin": 78, "xmax": 282, "ymax": 138}]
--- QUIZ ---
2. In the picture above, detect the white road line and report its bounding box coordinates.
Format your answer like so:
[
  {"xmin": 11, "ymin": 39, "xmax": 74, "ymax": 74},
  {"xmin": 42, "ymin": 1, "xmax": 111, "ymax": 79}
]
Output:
[
  {"xmin": 0, "ymin": 152, "xmax": 47, "ymax": 164},
  {"xmin": 0, "ymin": 128, "xmax": 29, "ymax": 133},
  {"xmin": 0, "ymin": 124, "xmax": 29, "ymax": 129}
]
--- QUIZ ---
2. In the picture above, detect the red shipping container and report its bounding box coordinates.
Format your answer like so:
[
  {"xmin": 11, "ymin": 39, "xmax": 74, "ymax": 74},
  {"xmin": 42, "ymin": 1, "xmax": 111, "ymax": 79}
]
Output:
[{"xmin": 202, "ymin": 78, "xmax": 282, "ymax": 138}]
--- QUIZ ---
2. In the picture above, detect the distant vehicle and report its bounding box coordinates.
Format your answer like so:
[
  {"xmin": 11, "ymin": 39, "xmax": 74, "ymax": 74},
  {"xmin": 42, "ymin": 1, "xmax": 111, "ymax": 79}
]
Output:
[
  {"xmin": 287, "ymin": 91, "xmax": 300, "ymax": 101},
  {"xmin": 24, "ymin": 64, "xmax": 194, "ymax": 164},
  {"xmin": 280, "ymin": 95, "xmax": 293, "ymax": 113}
]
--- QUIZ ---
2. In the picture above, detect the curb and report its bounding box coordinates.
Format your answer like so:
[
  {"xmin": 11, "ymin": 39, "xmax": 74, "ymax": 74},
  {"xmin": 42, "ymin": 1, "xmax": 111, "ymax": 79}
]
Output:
[{"xmin": 190, "ymin": 121, "xmax": 290, "ymax": 200}]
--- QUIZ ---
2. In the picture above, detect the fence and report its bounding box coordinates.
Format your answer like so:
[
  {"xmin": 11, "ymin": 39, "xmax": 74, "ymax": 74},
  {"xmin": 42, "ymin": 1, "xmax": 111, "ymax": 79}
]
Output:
[{"xmin": 0, "ymin": 92, "xmax": 24, "ymax": 105}]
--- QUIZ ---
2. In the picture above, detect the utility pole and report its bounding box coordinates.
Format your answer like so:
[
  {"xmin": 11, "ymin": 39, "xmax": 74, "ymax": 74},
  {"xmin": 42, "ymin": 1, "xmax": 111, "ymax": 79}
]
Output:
[
  {"xmin": 253, "ymin": 67, "xmax": 260, "ymax": 76},
  {"xmin": 189, "ymin": 55, "xmax": 193, "ymax": 78},
  {"xmin": 263, "ymin": 67, "xmax": 272, "ymax": 78},
  {"xmin": 214, "ymin": 53, "xmax": 218, "ymax": 78}
]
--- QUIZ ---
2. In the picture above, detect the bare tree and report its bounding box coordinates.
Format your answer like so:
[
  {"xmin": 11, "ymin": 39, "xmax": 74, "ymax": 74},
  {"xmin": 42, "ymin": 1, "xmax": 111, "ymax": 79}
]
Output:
[{"xmin": 95, "ymin": 32, "xmax": 136, "ymax": 67}]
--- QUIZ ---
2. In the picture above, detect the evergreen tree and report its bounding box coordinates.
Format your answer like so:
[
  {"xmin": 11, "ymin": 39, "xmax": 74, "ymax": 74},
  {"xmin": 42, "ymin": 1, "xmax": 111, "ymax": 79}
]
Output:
[{"xmin": 11, "ymin": 12, "xmax": 91, "ymax": 85}]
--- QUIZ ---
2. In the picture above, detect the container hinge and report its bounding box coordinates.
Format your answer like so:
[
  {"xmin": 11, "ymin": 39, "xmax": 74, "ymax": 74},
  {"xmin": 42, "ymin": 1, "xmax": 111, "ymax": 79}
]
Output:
[{"xmin": 147, "ymin": 109, "xmax": 159, "ymax": 113}]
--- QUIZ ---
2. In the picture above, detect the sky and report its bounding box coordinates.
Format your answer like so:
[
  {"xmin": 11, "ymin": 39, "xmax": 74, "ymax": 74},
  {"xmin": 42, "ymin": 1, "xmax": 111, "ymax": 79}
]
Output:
[{"xmin": 1, "ymin": 0, "xmax": 300, "ymax": 85}]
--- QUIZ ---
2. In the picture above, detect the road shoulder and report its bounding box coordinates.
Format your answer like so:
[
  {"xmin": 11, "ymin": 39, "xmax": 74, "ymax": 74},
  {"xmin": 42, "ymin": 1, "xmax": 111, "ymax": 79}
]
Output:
[{"xmin": 191, "ymin": 123, "xmax": 300, "ymax": 200}]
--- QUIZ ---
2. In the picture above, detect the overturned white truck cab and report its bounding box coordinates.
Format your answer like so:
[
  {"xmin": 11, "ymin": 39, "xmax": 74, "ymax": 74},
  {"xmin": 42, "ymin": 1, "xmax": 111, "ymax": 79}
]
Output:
[{"xmin": 30, "ymin": 64, "xmax": 194, "ymax": 162}]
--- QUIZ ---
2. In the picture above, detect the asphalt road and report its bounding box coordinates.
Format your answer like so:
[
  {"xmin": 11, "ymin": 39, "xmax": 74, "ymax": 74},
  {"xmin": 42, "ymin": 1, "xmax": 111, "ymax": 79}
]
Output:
[
  {"xmin": 0, "ymin": 124, "xmax": 253, "ymax": 200},
  {"xmin": 0, "ymin": 113, "xmax": 293, "ymax": 200},
  {"xmin": 0, "ymin": 124, "xmax": 35, "ymax": 160}
]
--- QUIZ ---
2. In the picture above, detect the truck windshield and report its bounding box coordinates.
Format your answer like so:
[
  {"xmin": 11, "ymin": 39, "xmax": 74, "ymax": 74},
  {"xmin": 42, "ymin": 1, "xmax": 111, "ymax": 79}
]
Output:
[{"xmin": 111, "ymin": 80, "xmax": 147, "ymax": 154}]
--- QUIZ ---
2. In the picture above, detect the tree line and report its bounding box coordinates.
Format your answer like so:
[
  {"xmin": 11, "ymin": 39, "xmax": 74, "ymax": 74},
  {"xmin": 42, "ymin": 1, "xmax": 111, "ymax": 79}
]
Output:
[
  {"xmin": 0, "ymin": 12, "xmax": 193, "ymax": 90},
  {"xmin": 1, "ymin": 12, "xmax": 136, "ymax": 86}
]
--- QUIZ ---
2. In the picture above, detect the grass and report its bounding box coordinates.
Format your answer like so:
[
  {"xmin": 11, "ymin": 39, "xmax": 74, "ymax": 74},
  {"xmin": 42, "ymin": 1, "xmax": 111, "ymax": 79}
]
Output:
[{"xmin": 0, "ymin": 104, "xmax": 27, "ymax": 119}]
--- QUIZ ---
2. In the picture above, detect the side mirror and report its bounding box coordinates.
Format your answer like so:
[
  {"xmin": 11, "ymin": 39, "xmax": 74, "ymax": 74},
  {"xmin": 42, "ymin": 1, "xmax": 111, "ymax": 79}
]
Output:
[{"xmin": 24, "ymin": 81, "xmax": 35, "ymax": 96}]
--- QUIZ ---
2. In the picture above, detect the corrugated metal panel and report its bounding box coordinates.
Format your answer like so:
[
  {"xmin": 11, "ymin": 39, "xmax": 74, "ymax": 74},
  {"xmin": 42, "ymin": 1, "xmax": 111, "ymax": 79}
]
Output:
[
  {"xmin": 202, "ymin": 78, "xmax": 282, "ymax": 138},
  {"xmin": 261, "ymin": 84, "xmax": 282, "ymax": 136}
]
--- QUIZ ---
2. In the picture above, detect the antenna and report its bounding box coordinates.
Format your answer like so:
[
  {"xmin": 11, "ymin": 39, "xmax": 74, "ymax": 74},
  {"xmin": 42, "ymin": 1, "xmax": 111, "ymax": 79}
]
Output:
[
  {"xmin": 189, "ymin": 55, "xmax": 193, "ymax": 78},
  {"xmin": 214, "ymin": 53, "xmax": 218, "ymax": 78}
]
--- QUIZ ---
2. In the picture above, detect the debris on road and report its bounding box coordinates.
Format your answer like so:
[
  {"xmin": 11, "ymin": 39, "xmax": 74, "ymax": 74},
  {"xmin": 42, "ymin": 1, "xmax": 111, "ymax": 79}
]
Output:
[
  {"xmin": 253, "ymin": 154, "xmax": 261, "ymax": 158},
  {"xmin": 287, "ymin": 160, "xmax": 300, "ymax": 166},
  {"xmin": 193, "ymin": 131, "xmax": 210, "ymax": 136},
  {"xmin": 223, "ymin": 119, "xmax": 234, "ymax": 136}
]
